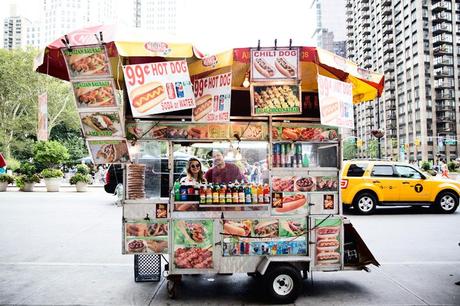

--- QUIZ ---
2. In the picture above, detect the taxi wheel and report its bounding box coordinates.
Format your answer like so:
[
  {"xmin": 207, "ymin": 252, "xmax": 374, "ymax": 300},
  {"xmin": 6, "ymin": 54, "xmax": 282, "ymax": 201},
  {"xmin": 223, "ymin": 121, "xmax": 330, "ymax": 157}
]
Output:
[
  {"xmin": 435, "ymin": 191, "xmax": 459, "ymax": 214},
  {"xmin": 354, "ymin": 192, "xmax": 377, "ymax": 215}
]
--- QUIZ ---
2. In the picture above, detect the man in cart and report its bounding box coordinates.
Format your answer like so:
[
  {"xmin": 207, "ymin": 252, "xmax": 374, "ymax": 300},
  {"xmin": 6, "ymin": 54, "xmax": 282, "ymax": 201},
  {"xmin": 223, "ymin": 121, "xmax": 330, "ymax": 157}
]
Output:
[{"xmin": 204, "ymin": 149, "xmax": 245, "ymax": 184}]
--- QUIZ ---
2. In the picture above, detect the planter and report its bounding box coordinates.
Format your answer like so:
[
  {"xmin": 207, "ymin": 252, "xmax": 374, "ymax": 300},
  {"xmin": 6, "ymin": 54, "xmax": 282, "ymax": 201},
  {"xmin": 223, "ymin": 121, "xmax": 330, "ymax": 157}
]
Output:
[
  {"xmin": 44, "ymin": 178, "xmax": 61, "ymax": 192},
  {"xmin": 22, "ymin": 182, "xmax": 35, "ymax": 192},
  {"xmin": 75, "ymin": 182, "xmax": 88, "ymax": 192},
  {"xmin": 0, "ymin": 182, "xmax": 8, "ymax": 192}
]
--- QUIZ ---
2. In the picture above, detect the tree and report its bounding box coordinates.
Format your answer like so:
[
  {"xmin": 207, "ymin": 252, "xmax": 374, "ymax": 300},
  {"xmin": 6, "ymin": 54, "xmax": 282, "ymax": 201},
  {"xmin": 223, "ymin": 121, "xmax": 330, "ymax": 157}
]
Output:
[
  {"xmin": 368, "ymin": 139, "xmax": 379, "ymax": 159},
  {"xmin": 33, "ymin": 141, "xmax": 70, "ymax": 169},
  {"xmin": 343, "ymin": 138, "xmax": 357, "ymax": 160},
  {"xmin": 0, "ymin": 48, "xmax": 80, "ymax": 160}
]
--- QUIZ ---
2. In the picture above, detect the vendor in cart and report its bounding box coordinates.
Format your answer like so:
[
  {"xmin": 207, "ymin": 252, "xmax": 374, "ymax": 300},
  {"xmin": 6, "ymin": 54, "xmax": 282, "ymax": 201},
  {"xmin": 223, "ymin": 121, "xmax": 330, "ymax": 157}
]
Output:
[
  {"xmin": 180, "ymin": 157, "xmax": 207, "ymax": 185},
  {"xmin": 204, "ymin": 149, "xmax": 245, "ymax": 184}
]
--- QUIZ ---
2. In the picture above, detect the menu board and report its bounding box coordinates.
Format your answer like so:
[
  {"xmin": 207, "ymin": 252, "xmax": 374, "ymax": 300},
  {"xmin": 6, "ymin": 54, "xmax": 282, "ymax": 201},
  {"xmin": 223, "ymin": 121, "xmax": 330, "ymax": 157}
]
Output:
[
  {"xmin": 271, "ymin": 124, "xmax": 338, "ymax": 141},
  {"xmin": 272, "ymin": 175, "xmax": 338, "ymax": 193},
  {"xmin": 192, "ymin": 72, "xmax": 232, "ymax": 122},
  {"xmin": 124, "ymin": 220, "xmax": 169, "ymax": 254},
  {"xmin": 173, "ymin": 220, "xmax": 213, "ymax": 269},
  {"xmin": 222, "ymin": 218, "xmax": 307, "ymax": 256},
  {"xmin": 79, "ymin": 111, "xmax": 123, "ymax": 137},
  {"xmin": 71, "ymin": 79, "xmax": 118, "ymax": 109},
  {"xmin": 123, "ymin": 60, "xmax": 195, "ymax": 117},
  {"xmin": 125, "ymin": 122, "xmax": 268, "ymax": 141},
  {"xmin": 251, "ymin": 83, "xmax": 302, "ymax": 116},
  {"xmin": 87, "ymin": 139, "xmax": 130, "ymax": 164},
  {"xmin": 62, "ymin": 46, "xmax": 111, "ymax": 80},
  {"xmin": 250, "ymin": 48, "xmax": 300, "ymax": 81},
  {"xmin": 271, "ymin": 192, "xmax": 309, "ymax": 215},
  {"xmin": 314, "ymin": 217, "xmax": 342, "ymax": 269}
]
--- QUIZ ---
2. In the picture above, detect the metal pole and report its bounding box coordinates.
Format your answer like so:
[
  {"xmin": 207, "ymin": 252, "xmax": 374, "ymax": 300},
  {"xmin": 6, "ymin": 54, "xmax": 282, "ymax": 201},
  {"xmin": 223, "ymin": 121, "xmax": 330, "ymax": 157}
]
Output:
[{"xmin": 377, "ymin": 99, "xmax": 381, "ymax": 159}]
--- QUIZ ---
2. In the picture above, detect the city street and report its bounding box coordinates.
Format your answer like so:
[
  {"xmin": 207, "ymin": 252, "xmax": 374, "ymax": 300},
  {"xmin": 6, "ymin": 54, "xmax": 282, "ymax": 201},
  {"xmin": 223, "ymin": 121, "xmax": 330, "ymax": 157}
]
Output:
[{"xmin": 0, "ymin": 189, "xmax": 459, "ymax": 305}]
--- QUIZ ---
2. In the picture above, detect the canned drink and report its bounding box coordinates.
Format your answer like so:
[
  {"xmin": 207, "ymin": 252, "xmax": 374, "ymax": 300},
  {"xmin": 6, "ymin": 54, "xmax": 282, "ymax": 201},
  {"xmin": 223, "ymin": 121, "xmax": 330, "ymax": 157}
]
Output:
[
  {"xmin": 166, "ymin": 82, "xmax": 176, "ymax": 99},
  {"xmin": 175, "ymin": 82, "xmax": 184, "ymax": 98},
  {"xmin": 219, "ymin": 95, "xmax": 225, "ymax": 111}
]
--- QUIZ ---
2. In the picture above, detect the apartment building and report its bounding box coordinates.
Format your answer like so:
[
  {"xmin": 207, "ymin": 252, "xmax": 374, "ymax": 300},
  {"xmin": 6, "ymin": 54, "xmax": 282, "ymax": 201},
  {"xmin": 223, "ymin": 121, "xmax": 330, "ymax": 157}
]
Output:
[{"xmin": 346, "ymin": 0, "xmax": 460, "ymax": 162}]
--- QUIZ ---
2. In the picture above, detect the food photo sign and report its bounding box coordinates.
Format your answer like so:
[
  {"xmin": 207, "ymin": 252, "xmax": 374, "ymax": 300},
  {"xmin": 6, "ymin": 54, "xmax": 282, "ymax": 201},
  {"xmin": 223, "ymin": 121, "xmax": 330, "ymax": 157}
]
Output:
[
  {"xmin": 251, "ymin": 83, "xmax": 302, "ymax": 116},
  {"xmin": 250, "ymin": 48, "xmax": 300, "ymax": 81},
  {"xmin": 79, "ymin": 110, "xmax": 123, "ymax": 137},
  {"xmin": 61, "ymin": 45, "xmax": 112, "ymax": 79},
  {"xmin": 313, "ymin": 217, "xmax": 342, "ymax": 270},
  {"xmin": 124, "ymin": 220, "xmax": 169, "ymax": 254},
  {"xmin": 192, "ymin": 72, "xmax": 232, "ymax": 122},
  {"xmin": 87, "ymin": 139, "xmax": 130, "ymax": 164},
  {"xmin": 71, "ymin": 79, "xmax": 118, "ymax": 109},
  {"xmin": 123, "ymin": 60, "xmax": 195, "ymax": 117}
]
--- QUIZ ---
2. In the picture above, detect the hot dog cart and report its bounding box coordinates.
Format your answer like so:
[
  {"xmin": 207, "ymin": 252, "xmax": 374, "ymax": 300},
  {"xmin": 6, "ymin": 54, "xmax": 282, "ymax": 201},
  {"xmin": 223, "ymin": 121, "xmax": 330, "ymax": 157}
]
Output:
[{"xmin": 35, "ymin": 25, "xmax": 383, "ymax": 303}]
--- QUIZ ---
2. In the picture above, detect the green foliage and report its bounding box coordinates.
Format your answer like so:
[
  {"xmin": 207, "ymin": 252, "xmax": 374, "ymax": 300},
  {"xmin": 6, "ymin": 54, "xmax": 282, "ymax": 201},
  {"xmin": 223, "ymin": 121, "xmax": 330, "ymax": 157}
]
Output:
[
  {"xmin": 0, "ymin": 174, "xmax": 14, "ymax": 184},
  {"xmin": 33, "ymin": 141, "xmax": 69, "ymax": 168},
  {"xmin": 16, "ymin": 162, "xmax": 37, "ymax": 176},
  {"xmin": 40, "ymin": 168, "xmax": 63, "ymax": 178},
  {"xmin": 368, "ymin": 139, "xmax": 379, "ymax": 159},
  {"xmin": 50, "ymin": 123, "xmax": 88, "ymax": 163},
  {"xmin": 69, "ymin": 173, "xmax": 91, "ymax": 185},
  {"xmin": 447, "ymin": 161, "xmax": 458, "ymax": 172},
  {"xmin": 16, "ymin": 174, "xmax": 40, "ymax": 185},
  {"xmin": 5, "ymin": 157, "xmax": 20, "ymax": 171},
  {"xmin": 76, "ymin": 164, "xmax": 90, "ymax": 175},
  {"xmin": 420, "ymin": 161, "xmax": 431, "ymax": 171},
  {"xmin": 343, "ymin": 138, "xmax": 357, "ymax": 160},
  {"xmin": 0, "ymin": 48, "xmax": 79, "ymax": 160}
]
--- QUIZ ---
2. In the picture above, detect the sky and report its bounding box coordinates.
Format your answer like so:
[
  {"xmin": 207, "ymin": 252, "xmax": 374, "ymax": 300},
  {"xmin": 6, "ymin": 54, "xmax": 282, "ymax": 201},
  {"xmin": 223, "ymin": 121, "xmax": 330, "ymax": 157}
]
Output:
[{"xmin": 0, "ymin": 0, "xmax": 316, "ymax": 54}]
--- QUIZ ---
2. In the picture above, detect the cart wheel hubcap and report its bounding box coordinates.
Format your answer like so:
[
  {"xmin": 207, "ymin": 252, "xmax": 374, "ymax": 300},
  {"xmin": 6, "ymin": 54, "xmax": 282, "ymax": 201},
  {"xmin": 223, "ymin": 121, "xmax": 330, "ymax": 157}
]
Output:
[
  {"xmin": 358, "ymin": 196, "xmax": 374, "ymax": 212},
  {"xmin": 440, "ymin": 195, "xmax": 455, "ymax": 210},
  {"xmin": 273, "ymin": 274, "xmax": 294, "ymax": 296}
]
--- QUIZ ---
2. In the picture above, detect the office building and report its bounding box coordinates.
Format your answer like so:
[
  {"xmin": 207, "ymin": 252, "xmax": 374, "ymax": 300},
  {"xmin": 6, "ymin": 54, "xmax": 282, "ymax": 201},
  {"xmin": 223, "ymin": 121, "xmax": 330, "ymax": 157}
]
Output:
[{"xmin": 346, "ymin": 0, "xmax": 460, "ymax": 162}]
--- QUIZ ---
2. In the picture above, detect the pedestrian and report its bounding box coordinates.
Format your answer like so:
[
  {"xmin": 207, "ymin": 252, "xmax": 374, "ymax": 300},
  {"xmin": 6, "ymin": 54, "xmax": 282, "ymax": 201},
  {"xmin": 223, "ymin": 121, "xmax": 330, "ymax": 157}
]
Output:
[{"xmin": 441, "ymin": 161, "xmax": 449, "ymax": 178}]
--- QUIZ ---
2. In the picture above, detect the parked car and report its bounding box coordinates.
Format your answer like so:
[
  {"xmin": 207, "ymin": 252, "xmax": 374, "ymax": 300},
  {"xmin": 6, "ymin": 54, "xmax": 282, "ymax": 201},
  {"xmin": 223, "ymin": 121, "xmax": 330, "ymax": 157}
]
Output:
[
  {"xmin": 341, "ymin": 160, "xmax": 460, "ymax": 214},
  {"xmin": 104, "ymin": 153, "xmax": 207, "ymax": 198}
]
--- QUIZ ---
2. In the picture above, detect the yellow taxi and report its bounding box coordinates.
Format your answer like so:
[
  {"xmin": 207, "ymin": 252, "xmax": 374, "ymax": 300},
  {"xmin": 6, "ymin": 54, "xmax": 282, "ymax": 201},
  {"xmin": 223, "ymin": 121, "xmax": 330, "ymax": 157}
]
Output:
[{"xmin": 341, "ymin": 160, "xmax": 460, "ymax": 214}]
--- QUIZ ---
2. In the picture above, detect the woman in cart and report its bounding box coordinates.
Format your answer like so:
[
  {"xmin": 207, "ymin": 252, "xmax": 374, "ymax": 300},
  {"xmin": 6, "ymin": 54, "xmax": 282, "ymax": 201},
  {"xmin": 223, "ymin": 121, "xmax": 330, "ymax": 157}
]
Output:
[
  {"xmin": 204, "ymin": 149, "xmax": 245, "ymax": 184},
  {"xmin": 180, "ymin": 158, "xmax": 207, "ymax": 185}
]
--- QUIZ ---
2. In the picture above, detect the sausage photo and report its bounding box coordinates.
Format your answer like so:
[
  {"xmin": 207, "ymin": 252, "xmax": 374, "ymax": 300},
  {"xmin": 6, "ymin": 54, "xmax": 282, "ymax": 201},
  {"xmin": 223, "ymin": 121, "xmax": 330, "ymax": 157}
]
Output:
[
  {"xmin": 193, "ymin": 95, "xmax": 213, "ymax": 121},
  {"xmin": 254, "ymin": 220, "xmax": 279, "ymax": 238},
  {"xmin": 223, "ymin": 220, "xmax": 251, "ymax": 237},
  {"xmin": 316, "ymin": 251, "xmax": 340, "ymax": 265},
  {"xmin": 275, "ymin": 57, "xmax": 296, "ymax": 77},
  {"xmin": 254, "ymin": 58, "xmax": 275, "ymax": 78},
  {"xmin": 275, "ymin": 194, "xmax": 307, "ymax": 213},
  {"xmin": 316, "ymin": 226, "xmax": 340, "ymax": 240},
  {"xmin": 316, "ymin": 238, "xmax": 339, "ymax": 252},
  {"xmin": 131, "ymin": 82, "xmax": 166, "ymax": 113}
]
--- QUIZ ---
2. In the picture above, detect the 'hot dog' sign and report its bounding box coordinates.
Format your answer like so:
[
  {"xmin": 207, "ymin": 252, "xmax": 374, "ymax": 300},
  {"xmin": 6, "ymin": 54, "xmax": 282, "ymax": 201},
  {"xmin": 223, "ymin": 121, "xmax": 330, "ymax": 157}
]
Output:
[
  {"xmin": 123, "ymin": 60, "xmax": 195, "ymax": 117},
  {"xmin": 250, "ymin": 47, "xmax": 300, "ymax": 81},
  {"xmin": 192, "ymin": 72, "xmax": 232, "ymax": 123}
]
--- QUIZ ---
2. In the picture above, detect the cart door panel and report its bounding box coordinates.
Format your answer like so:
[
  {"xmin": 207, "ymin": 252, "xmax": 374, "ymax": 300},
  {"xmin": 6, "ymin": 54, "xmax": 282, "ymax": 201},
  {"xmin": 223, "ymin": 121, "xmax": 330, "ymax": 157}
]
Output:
[{"xmin": 309, "ymin": 216, "xmax": 343, "ymax": 271}]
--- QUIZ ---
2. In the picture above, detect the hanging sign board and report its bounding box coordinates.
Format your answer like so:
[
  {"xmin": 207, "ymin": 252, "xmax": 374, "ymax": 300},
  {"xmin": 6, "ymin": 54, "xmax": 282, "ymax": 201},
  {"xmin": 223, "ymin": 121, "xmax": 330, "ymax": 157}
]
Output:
[{"xmin": 250, "ymin": 47, "xmax": 300, "ymax": 82}]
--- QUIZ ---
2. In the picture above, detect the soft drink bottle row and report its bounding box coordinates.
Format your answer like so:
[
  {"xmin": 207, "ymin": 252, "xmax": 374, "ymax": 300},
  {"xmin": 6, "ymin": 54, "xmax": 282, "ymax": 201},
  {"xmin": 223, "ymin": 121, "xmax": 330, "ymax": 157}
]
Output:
[{"xmin": 175, "ymin": 181, "xmax": 270, "ymax": 204}]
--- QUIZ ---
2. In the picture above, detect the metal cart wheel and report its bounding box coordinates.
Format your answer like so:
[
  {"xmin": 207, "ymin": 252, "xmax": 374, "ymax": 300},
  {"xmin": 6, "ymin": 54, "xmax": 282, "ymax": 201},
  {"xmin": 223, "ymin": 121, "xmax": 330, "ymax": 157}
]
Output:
[{"xmin": 264, "ymin": 264, "xmax": 301, "ymax": 304}]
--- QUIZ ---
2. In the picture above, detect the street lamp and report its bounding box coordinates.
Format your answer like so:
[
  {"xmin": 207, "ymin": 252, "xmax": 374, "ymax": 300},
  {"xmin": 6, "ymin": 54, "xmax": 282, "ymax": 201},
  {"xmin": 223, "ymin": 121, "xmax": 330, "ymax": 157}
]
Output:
[{"xmin": 371, "ymin": 129, "xmax": 384, "ymax": 159}]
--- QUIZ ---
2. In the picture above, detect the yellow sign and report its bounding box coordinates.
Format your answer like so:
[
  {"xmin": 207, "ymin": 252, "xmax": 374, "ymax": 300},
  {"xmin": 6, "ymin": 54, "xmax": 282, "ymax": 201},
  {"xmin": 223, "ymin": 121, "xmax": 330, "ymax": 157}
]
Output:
[{"xmin": 357, "ymin": 139, "xmax": 363, "ymax": 148}]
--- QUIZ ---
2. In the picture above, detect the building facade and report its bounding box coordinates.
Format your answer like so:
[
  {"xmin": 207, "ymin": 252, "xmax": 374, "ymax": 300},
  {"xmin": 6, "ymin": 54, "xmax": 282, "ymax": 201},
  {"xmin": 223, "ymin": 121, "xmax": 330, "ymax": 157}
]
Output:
[
  {"xmin": 346, "ymin": 0, "xmax": 460, "ymax": 162},
  {"xmin": 3, "ymin": 16, "xmax": 31, "ymax": 49}
]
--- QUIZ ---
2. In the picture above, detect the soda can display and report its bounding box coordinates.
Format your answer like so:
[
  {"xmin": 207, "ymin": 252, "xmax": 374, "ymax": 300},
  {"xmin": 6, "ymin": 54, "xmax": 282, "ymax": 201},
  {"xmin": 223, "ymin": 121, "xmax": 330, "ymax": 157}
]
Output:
[{"xmin": 175, "ymin": 82, "xmax": 185, "ymax": 98}]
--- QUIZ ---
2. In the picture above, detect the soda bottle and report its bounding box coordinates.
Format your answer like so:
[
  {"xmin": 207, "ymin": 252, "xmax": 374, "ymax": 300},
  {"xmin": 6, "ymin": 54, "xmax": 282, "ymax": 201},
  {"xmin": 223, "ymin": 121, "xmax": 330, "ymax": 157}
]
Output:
[
  {"xmin": 244, "ymin": 183, "xmax": 252, "ymax": 204},
  {"xmin": 302, "ymin": 153, "xmax": 310, "ymax": 168},
  {"xmin": 194, "ymin": 185, "xmax": 200, "ymax": 201},
  {"xmin": 238, "ymin": 182, "xmax": 245, "ymax": 204},
  {"xmin": 280, "ymin": 143, "xmax": 286, "ymax": 168},
  {"xmin": 263, "ymin": 184, "xmax": 270, "ymax": 203},
  {"xmin": 212, "ymin": 183, "xmax": 220, "ymax": 204},
  {"xmin": 232, "ymin": 181, "xmax": 239, "ymax": 203},
  {"xmin": 206, "ymin": 184, "xmax": 213, "ymax": 204},
  {"xmin": 174, "ymin": 181, "xmax": 180, "ymax": 201},
  {"xmin": 219, "ymin": 183, "xmax": 226, "ymax": 204},
  {"xmin": 251, "ymin": 183, "xmax": 258, "ymax": 204},
  {"xmin": 180, "ymin": 185, "xmax": 188, "ymax": 201},
  {"xmin": 257, "ymin": 184, "xmax": 264, "ymax": 203},
  {"xmin": 199, "ymin": 184, "xmax": 206, "ymax": 204},
  {"xmin": 226, "ymin": 182, "xmax": 233, "ymax": 203}
]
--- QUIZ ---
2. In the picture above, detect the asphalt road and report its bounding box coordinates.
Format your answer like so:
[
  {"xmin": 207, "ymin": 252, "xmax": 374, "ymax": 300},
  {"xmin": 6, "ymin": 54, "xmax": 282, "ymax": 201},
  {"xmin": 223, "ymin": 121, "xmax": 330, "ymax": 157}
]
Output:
[{"xmin": 0, "ymin": 188, "xmax": 459, "ymax": 305}]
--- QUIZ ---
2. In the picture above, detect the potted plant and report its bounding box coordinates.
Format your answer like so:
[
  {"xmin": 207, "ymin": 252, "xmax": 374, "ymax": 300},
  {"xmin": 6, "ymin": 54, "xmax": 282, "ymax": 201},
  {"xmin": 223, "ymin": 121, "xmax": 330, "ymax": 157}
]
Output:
[
  {"xmin": 70, "ymin": 164, "xmax": 92, "ymax": 192},
  {"xmin": 33, "ymin": 141, "xmax": 69, "ymax": 192},
  {"xmin": 41, "ymin": 168, "xmax": 63, "ymax": 192},
  {"xmin": 0, "ymin": 174, "xmax": 14, "ymax": 192},
  {"xmin": 15, "ymin": 162, "xmax": 40, "ymax": 192}
]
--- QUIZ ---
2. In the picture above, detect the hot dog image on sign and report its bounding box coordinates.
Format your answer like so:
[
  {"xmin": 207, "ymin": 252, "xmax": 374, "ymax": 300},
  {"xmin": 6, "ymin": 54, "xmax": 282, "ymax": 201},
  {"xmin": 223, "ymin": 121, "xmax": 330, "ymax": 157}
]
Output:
[
  {"xmin": 250, "ymin": 48, "xmax": 300, "ymax": 81},
  {"xmin": 123, "ymin": 60, "xmax": 196, "ymax": 117}
]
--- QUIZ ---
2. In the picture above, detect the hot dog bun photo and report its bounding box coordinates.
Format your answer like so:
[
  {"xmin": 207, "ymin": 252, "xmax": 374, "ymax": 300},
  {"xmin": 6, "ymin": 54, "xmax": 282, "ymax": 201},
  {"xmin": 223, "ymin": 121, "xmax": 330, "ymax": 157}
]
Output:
[
  {"xmin": 275, "ymin": 193, "xmax": 307, "ymax": 213},
  {"xmin": 223, "ymin": 220, "xmax": 251, "ymax": 237},
  {"xmin": 254, "ymin": 58, "xmax": 275, "ymax": 78},
  {"xmin": 316, "ymin": 238, "xmax": 339, "ymax": 252},
  {"xmin": 316, "ymin": 226, "xmax": 340, "ymax": 240},
  {"xmin": 275, "ymin": 57, "xmax": 296, "ymax": 78},
  {"xmin": 254, "ymin": 220, "xmax": 279, "ymax": 237},
  {"xmin": 131, "ymin": 82, "xmax": 166, "ymax": 113},
  {"xmin": 193, "ymin": 94, "xmax": 213, "ymax": 121},
  {"xmin": 316, "ymin": 251, "xmax": 340, "ymax": 265}
]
